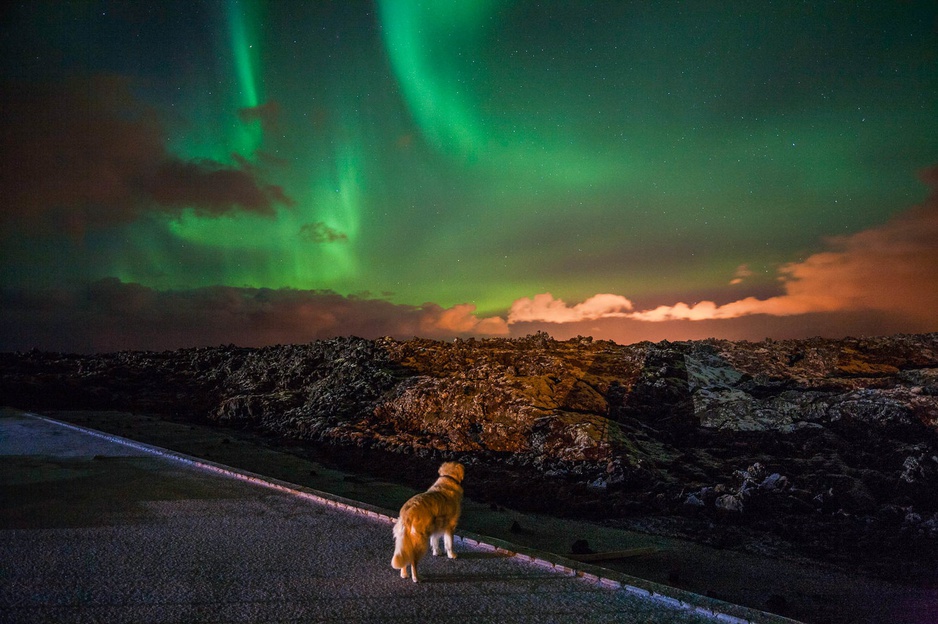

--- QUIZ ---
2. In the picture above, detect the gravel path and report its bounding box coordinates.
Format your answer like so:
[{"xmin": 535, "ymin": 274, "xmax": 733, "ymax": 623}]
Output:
[{"xmin": 0, "ymin": 413, "xmax": 792, "ymax": 623}]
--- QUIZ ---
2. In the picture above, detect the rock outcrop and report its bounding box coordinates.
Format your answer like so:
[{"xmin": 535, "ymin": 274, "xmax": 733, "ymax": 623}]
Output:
[{"xmin": 3, "ymin": 331, "xmax": 937, "ymax": 575}]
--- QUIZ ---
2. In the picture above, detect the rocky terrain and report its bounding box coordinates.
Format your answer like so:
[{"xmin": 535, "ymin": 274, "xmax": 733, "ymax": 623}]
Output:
[{"xmin": 3, "ymin": 332, "xmax": 937, "ymax": 580}]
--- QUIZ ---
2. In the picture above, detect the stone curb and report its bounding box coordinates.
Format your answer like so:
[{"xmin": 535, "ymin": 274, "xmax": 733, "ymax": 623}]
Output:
[{"xmin": 33, "ymin": 413, "xmax": 804, "ymax": 624}]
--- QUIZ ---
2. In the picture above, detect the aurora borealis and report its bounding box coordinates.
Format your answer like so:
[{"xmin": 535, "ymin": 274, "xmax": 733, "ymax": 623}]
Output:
[{"xmin": 1, "ymin": 1, "xmax": 936, "ymax": 352}]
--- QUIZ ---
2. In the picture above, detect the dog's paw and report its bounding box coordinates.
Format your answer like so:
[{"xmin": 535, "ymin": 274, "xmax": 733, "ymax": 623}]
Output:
[
  {"xmin": 447, "ymin": 552, "xmax": 458, "ymax": 560},
  {"xmin": 400, "ymin": 568, "xmax": 408, "ymax": 579}
]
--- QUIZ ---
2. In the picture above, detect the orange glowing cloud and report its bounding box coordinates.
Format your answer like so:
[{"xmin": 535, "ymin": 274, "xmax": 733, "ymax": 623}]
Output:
[
  {"xmin": 775, "ymin": 196, "xmax": 938, "ymax": 323},
  {"xmin": 508, "ymin": 293, "xmax": 634, "ymax": 324},
  {"xmin": 420, "ymin": 303, "xmax": 509, "ymax": 336},
  {"xmin": 729, "ymin": 264, "xmax": 754, "ymax": 285},
  {"xmin": 509, "ymin": 166, "xmax": 938, "ymax": 329}
]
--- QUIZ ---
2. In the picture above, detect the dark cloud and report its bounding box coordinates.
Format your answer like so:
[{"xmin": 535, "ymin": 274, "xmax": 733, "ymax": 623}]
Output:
[
  {"xmin": 0, "ymin": 279, "xmax": 507, "ymax": 353},
  {"xmin": 238, "ymin": 100, "xmax": 281, "ymax": 131},
  {"xmin": 0, "ymin": 77, "xmax": 292, "ymax": 238},
  {"xmin": 299, "ymin": 221, "xmax": 349, "ymax": 244},
  {"xmin": 145, "ymin": 159, "xmax": 292, "ymax": 215}
]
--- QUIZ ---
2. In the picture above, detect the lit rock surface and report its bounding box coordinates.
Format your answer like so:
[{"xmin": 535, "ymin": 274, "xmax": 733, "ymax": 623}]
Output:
[{"xmin": 2, "ymin": 333, "xmax": 937, "ymax": 578}]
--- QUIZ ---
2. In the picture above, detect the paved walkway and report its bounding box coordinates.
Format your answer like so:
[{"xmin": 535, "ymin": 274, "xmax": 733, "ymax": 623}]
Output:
[{"xmin": 0, "ymin": 413, "xmax": 792, "ymax": 623}]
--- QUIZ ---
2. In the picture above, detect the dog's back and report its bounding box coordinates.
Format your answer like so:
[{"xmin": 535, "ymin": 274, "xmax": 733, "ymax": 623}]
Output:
[{"xmin": 398, "ymin": 487, "xmax": 461, "ymax": 533}]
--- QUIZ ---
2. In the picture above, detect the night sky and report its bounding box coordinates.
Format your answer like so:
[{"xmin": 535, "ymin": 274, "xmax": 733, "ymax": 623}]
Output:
[{"xmin": 1, "ymin": 1, "xmax": 936, "ymax": 352}]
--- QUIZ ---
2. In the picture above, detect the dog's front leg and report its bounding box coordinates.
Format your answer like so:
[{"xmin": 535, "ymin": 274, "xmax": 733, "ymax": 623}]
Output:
[
  {"xmin": 444, "ymin": 530, "xmax": 457, "ymax": 559},
  {"xmin": 431, "ymin": 534, "xmax": 442, "ymax": 556},
  {"xmin": 410, "ymin": 563, "xmax": 419, "ymax": 583}
]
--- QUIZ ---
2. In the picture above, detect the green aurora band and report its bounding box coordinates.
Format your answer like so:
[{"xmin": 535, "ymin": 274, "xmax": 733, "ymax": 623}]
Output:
[
  {"xmin": 164, "ymin": 0, "xmax": 361, "ymax": 291},
  {"xmin": 1, "ymin": 1, "xmax": 934, "ymax": 321}
]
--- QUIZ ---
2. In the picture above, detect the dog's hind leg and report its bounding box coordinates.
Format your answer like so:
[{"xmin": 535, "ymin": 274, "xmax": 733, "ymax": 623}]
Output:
[{"xmin": 443, "ymin": 530, "xmax": 457, "ymax": 559}]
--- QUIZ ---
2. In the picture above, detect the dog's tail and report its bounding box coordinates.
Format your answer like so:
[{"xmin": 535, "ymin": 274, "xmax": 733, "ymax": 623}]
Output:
[{"xmin": 391, "ymin": 513, "xmax": 427, "ymax": 570}]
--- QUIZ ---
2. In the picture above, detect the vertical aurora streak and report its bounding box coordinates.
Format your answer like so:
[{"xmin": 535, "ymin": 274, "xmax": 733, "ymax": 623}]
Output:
[
  {"xmin": 377, "ymin": 0, "xmax": 499, "ymax": 160},
  {"xmin": 161, "ymin": 0, "xmax": 361, "ymax": 290},
  {"xmin": 226, "ymin": 0, "xmax": 263, "ymax": 157},
  {"xmin": 228, "ymin": 0, "xmax": 260, "ymax": 109}
]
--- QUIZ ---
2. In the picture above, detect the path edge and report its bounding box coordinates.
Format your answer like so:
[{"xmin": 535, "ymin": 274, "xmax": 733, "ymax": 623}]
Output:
[{"xmin": 29, "ymin": 412, "xmax": 803, "ymax": 624}]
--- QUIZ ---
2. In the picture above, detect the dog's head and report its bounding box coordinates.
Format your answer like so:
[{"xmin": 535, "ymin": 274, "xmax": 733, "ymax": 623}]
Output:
[{"xmin": 438, "ymin": 461, "xmax": 465, "ymax": 484}]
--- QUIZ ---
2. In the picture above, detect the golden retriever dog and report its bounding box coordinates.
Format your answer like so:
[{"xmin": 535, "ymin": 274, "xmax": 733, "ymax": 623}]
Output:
[{"xmin": 391, "ymin": 461, "xmax": 465, "ymax": 582}]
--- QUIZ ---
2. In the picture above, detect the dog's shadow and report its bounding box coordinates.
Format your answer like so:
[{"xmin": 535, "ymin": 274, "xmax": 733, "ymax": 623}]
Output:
[
  {"xmin": 418, "ymin": 552, "xmax": 561, "ymax": 584},
  {"xmin": 451, "ymin": 551, "xmax": 510, "ymax": 561},
  {"xmin": 419, "ymin": 572, "xmax": 560, "ymax": 584}
]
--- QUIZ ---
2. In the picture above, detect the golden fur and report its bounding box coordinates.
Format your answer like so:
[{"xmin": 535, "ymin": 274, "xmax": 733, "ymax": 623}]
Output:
[{"xmin": 391, "ymin": 461, "xmax": 465, "ymax": 582}]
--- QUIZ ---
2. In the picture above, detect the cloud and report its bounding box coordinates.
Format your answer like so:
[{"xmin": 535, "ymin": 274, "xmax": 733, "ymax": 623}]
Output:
[
  {"xmin": 0, "ymin": 77, "xmax": 292, "ymax": 238},
  {"xmin": 419, "ymin": 303, "xmax": 509, "ymax": 335},
  {"xmin": 0, "ymin": 279, "xmax": 508, "ymax": 353},
  {"xmin": 637, "ymin": 166, "xmax": 938, "ymax": 325},
  {"xmin": 299, "ymin": 221, "xmax": 349, "ymax": 243},
  {"xmin": 508, "ymin": 165, "xmax": 938, "ymax": 334},
  {"xmin": 238, "ymin": 100, "xmax": 281, "ymax": 131},
  {"xmin": 773, "ymin": 169, "xmax": 938, "ymax": 324},
  {"xmin": 729, "ymin": 264, "xmax": 754, "ymax": 285},
  {"xmin": 508, "ymin": 309, "xmax": 916, "ymax": 345},
  {"xmin": 508, "ymin": 293, "xmax": 634, "ymax": 324},
  {"xmin": 144, "ymin": 159, "xmax": 292, "ymax": 215},
  {"xmin": 627, "ymin": 294, "xmax": 835, "ymax": 322}
]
